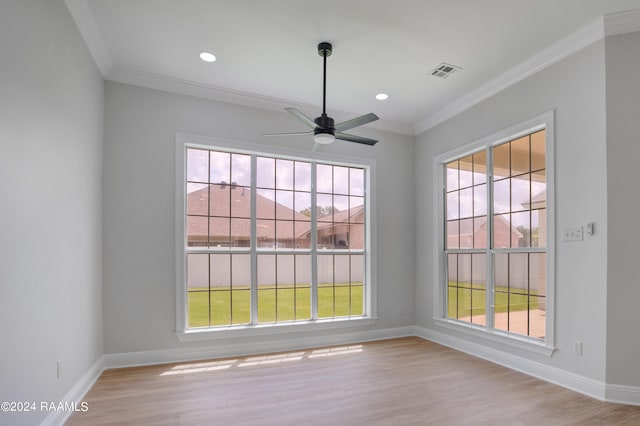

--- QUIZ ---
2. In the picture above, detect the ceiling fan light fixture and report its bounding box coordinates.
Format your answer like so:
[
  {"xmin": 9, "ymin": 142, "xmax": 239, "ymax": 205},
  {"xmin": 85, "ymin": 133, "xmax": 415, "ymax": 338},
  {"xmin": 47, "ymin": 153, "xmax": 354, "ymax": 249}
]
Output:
[
  {"xmin": 376, "ymin": 93, "xmax": 389, "ymax": 100},
  {"xmin": 314, "ymin": 132, "xmax": 335, "ymax": 144}
]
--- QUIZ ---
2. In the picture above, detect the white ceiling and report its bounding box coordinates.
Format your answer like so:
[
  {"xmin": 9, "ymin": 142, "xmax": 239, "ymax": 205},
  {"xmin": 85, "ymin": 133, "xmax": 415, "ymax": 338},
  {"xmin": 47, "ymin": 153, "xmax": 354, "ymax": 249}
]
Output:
[{"xmin": 66, "ymin": 0, "xmax": 640, "ymax": 135}]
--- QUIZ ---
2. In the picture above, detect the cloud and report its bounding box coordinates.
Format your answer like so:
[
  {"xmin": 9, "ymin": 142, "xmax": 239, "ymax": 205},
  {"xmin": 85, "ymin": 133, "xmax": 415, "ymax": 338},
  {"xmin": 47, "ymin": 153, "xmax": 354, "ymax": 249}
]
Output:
[{"xmin": 186, "ymin": 148, "xmax": 365, "ymax": 211}]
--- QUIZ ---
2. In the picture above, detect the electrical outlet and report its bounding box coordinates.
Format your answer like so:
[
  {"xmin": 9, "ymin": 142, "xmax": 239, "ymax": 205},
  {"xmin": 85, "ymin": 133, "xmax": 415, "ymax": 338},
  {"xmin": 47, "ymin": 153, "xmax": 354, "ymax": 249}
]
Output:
[
  {"xmin": 572, "ymin": 341, "xmax": 583, "ymax": 356},
  {"xmin": 563, "ymin": 226, "xmax": 583, "ymax": 242}
]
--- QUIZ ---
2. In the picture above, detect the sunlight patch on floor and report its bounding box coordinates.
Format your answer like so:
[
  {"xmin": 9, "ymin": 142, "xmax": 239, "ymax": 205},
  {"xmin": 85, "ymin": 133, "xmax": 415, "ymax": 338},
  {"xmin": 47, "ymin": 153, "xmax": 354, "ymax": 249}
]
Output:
[{"xmin": 158, "ymin": 345, "xmax": 364, "ymax": 376}]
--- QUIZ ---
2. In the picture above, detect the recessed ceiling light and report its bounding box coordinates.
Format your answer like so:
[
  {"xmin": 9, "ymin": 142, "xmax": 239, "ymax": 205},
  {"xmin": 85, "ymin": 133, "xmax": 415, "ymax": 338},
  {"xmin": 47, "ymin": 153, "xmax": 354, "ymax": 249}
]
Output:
[
  {"xmin": 199, "ymin": 51, "xmax": 216, "ymax": 63},
  {"xmin": 375, "ymin": 93, "xmax": 389, "ymax": 101}
]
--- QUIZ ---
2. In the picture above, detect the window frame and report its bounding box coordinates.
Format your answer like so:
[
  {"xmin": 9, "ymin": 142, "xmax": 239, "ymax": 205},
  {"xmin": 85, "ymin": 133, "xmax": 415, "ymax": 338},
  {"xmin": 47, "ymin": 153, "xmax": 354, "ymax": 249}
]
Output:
[
  {"xmin": 432, "ymin": 111, "xmax": 556, "ymax": 356},
  {"xmin": 175, "ymin": 134, "xmax": 377, "ymax": 341}
]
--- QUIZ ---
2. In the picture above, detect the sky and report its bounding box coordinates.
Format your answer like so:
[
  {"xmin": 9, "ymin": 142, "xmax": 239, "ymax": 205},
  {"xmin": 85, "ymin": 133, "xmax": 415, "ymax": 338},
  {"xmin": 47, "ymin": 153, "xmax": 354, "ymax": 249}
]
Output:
[
  {"xmin": 446, "ymin": 165, "xmax": 546, "ymax": 230},
  {"xmin": 186, "ymin": 148, "xmax": 365, "ymax": 212}
]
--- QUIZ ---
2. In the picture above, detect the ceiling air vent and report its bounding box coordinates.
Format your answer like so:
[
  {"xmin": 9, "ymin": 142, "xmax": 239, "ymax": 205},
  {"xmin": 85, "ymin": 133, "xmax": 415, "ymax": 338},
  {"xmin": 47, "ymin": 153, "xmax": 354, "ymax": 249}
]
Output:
[{"xmin": 429, "ymin": 63, "xmax": 462, "ymax": 79}]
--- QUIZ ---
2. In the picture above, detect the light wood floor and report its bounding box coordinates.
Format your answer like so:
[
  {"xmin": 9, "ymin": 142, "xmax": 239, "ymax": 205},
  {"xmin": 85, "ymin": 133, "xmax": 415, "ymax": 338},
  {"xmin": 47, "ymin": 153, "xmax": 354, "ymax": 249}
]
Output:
[{"xmin": 67, "ymin": 337, "xmax": 640, "ymax": 425}]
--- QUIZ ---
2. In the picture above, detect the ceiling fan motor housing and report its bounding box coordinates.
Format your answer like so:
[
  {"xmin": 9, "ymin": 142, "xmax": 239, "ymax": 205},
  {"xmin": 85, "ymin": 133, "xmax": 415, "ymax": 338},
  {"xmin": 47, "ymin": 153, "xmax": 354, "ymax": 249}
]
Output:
[{"xmin": 314, "ymin": 114, "xmax": 334, "ymax": 133}]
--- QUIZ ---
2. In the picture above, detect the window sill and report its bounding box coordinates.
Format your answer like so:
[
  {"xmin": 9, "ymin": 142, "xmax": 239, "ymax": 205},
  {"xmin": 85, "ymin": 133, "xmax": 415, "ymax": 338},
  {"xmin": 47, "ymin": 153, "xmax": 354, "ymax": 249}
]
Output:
[
  {"xmin": 176, "ymin": 317, "xmax": 378, "ymax": 342},
  {"xmin": 433, "ymin": 317, "xmax": 556, "ymax": 357}
]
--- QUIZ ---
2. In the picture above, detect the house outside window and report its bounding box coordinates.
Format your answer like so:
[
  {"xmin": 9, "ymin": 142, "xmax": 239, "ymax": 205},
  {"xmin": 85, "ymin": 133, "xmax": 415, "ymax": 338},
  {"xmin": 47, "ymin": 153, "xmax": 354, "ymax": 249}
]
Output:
[
  {"xmin": 435, "ymin": 112, "xmax": 555, "ymax": 352},
  {"xmin": 176, "ymin": 136, "xmax": 375, "ymax": 335}
]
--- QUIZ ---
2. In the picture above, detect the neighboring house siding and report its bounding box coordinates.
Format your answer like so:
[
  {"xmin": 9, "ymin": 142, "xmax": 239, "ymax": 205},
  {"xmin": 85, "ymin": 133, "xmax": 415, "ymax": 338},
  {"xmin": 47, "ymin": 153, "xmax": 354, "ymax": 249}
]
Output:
[{"xmin": 316, "ymin": 208, "xmax": 365, "ymax": 249}]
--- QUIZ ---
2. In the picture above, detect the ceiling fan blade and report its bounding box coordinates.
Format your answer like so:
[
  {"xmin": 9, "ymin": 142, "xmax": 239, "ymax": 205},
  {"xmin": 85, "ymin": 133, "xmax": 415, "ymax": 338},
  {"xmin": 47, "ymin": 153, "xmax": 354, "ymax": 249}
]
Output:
[
  {"xmin": 262, "ymin": 130, "xmax": 313, "ymax": 137},
  {"xmin": 285, "ymin": 108, "xmax": 319, "ymax": 129},
  {"xmin": 336, "ymin": 132, "xmax": 378, "ymax": 146},
  {"xmin": 334, "ymin": 113, "xmax": 379, "ymax": 132}
]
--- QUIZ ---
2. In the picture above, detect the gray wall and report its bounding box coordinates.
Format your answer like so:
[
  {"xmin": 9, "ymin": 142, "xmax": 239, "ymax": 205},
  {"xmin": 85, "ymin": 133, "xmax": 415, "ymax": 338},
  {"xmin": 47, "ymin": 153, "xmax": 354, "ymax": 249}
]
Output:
[
  {"xmin": 0, "ymin": 1, "xmax": 104, "ymax": 425},
  {"xmin": 605, "ymin": 30, "xmax": 640, "ymax": 387},
  {"xmin": 102, "ymin": 81, "xmax": 415, "ymax": 354},
  {"xmin": 415, "ymin": 40, "xmax": 609, "ymax": 380}
]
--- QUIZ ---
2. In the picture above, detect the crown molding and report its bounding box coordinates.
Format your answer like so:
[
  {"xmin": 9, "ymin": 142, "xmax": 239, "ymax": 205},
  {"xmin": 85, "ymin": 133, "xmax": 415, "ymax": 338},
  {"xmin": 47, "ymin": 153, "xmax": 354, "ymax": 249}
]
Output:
[
  {"xmin": 414, "ymin": 17, "xmax": 605, "ymax": 135},
  {"xmin": 65, "ymin": 0, "xmax": 113, "ymax": 76},
  {"xmin": 414, "ymin": 8, "xmax": 640, "ymax": 134},
  {"xmin": 604, "ymin": 8, "xmax": 640, "ymax": 36},
  {"xmin": 106, "ymin": 65, "xmax": 414, "ymax": 136}
]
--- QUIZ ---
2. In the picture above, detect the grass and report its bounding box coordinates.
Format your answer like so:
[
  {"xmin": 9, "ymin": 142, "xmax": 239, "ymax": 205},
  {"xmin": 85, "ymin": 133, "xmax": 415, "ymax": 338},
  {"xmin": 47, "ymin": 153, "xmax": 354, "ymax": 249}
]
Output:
[
  {"xmin": 188, "ymin": 283, "xmax": 363, "ymax": 328},
  {"xmin": 448, "ymin": 282, "xmax": 542, "ymax": 319}
]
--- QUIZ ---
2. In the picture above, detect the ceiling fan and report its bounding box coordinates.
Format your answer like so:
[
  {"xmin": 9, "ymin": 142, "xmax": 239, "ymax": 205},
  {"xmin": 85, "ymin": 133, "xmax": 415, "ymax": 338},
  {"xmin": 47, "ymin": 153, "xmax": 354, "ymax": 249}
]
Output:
[{"xmin": 263, "ymin": 42, "xmax": 379, "ymax": 150}]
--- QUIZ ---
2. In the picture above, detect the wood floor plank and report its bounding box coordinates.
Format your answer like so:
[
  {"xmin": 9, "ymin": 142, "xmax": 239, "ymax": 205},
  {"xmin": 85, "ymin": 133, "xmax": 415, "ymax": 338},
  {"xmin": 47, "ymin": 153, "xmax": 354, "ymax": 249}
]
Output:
[{"xmin": 66, "ymin": 338, "xmax": 640, "ymax": 425}]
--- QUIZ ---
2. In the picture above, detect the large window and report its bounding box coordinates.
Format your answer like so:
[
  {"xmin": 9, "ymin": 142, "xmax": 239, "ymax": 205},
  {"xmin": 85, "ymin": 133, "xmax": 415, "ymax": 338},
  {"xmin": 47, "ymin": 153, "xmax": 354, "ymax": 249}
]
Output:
[
  {"xmin": 438, "ymin": 113, "xmax": 554, "ymax": 349},
  {"xmin": 178, "ymin": 141, "xmax": 371, "ymax": 332}
]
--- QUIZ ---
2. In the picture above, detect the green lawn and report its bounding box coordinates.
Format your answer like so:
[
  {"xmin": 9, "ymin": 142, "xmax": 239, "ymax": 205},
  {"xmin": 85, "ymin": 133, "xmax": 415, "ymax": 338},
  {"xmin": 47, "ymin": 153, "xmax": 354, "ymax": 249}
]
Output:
[
  {"xmin": 188, "ymin": 284, "xmax": 363, "ymax": 328},
  {"xmin": 448, "ymin": 282, "xmax": 541, "ymax": 319}
]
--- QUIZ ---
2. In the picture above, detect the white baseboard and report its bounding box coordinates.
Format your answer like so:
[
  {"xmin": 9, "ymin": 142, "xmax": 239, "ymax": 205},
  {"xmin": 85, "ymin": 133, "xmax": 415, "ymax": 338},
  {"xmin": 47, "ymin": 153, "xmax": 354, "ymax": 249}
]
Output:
[
  {"xmin": 415, "ymin": 326, "xmax": 610, "ymax": 401},
  {"xmin": 605, "ymin": 384, "xmax": 640, "ymax": 406},
  {"xmin": 40, "ymin": 355, "xmax": 105, "ymax": 426},
  {"xmin": 104, "ymin": 325, "xmax": 416, "ymax": 369}
]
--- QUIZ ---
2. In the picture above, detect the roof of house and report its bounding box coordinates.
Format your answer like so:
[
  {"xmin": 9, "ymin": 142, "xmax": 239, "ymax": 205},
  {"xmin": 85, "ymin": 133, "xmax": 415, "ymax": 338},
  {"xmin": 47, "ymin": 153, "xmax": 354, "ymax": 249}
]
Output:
[
  {"xmin": 187, "ymin": 184, "xmax": 310, "ymax": 239},
  {"xmin": 187, "ymin": 184, "xmax": 365, "ymax": 240},
  {"xmin": 316, "ymin": 205, "xmax": 365, "ymax": 231},
  {"xmin": 447, "ymin": 215, "xmax": 523, "ymax": 239}
]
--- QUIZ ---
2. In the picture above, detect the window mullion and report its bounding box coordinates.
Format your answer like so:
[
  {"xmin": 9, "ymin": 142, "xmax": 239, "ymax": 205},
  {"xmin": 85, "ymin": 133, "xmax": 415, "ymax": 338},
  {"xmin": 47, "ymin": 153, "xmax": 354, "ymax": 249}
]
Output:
[
  {"xmin": 310, "ymin": 163, "xmax": 318, "ymax": 320},
  {"xmin": 442, "ymin": 175, "xmax": 448, "ymax": 318},
  {"xmin": 250, "ymin": 155, "xmax": 258, "ymax": 325},
  {"xmin": 486, "ymin": 147, "xmax": 495, "ymax": 330}
]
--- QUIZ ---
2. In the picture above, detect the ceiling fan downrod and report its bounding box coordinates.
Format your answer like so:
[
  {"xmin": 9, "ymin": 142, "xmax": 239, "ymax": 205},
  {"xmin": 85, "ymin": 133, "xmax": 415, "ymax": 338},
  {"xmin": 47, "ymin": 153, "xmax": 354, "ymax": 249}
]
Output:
[
  {"xmin": 318, "ymin": 42, "xmax": 332, "ymax": 117},
  {"xmin": 315, "ymin": 42, "xmax": 334, "ymax": 134}
]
